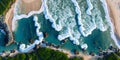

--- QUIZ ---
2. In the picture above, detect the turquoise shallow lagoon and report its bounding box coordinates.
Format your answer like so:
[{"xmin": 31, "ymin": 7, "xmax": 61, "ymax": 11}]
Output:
[{"xmin": 14, "ymin": 16, "xmax": 38, "ymax": 44}]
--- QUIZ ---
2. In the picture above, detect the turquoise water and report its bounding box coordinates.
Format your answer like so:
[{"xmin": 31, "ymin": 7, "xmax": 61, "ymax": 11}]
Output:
[
  {"xmin": 0, "ymin": 0, "xmax": 117, "ymax": 53},
  {"xmin": 14, "ymin": 16, "xmax": 38, "ymax": 44},
  {"xmin": 0, "ymin": 31, "xmax": 5, "ymax": 46},
  {"xmin": 84, "ymin": 29, "xmax": 116, "ymax": 53},
  {"xmin": 0, "ymin": 30, "xmax": 17, "ymax": 52},
  {"xmin": 37, "ymin": 13, "xmax": 60, "ymax": 45},
  {"xmin": 37, "ymin": 13, "xmax": 116, "ymax": 54}
]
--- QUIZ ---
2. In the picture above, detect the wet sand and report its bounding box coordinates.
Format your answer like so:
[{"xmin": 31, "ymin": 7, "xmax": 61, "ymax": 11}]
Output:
[{"xmin": 106, "ymin": 0, "xmax": 120, "ymax": 38}]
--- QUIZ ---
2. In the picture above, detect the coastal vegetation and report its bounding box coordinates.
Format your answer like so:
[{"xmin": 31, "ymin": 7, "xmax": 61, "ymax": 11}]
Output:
[
  {"xmin": 0, "ymin": 47, "xmax": 83, "ymax": 60},
  {"xmin": 0, "ymin": 0, "xmax": 15, "ymax": 15},
  {"xmin": 97, "ymin": 51, "xmax": 120, "ymax": 60}
]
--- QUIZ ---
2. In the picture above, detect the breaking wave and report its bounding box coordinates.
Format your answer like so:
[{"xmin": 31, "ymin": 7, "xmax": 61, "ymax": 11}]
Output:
[
  {"xmin": 43, "ymin": 0, "xmax": 81, "ymax": 45},
  {"xmin": 100, "ymin": 0, "xmax": 120, "ymax": 48},
  {"xmin": 12, "ymin": 0, "xmax": 44, "ymax": 31},
  {"xmin": 13, "ymin": 0, "xmax": 44, "ymax": 52},
  {"xmin": 19, "ymin": 16, "xmax": 44, "ymax": 53},
  {"xmin": 12, "ymin": 0, "xmax": 120, "ymax": 52}
]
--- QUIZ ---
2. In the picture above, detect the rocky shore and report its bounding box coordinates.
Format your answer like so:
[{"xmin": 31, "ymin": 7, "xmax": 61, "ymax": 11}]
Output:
[{"xmin": 0, "ymin": 16, "xmax": 9, "ymax": 46}]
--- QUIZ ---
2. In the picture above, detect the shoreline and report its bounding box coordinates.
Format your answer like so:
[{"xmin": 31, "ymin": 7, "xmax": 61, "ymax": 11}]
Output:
[
  {"xmin": 2, "ymin": 0, "xmax": 42, "ymax": 56},
  {"xmin": 4, "ymin": 0, "xmax": 18, "ymax": 46},
  {"xmin": 2, "ymin": 0, "xmax": 119, "ymax": 60},
  {"xmin": 20, "ymin": 0, "xmax": 42, "ymax": 15},
  {"xmin": 106, "ymin": 0, "xmax": 120, "ymax": 40}
]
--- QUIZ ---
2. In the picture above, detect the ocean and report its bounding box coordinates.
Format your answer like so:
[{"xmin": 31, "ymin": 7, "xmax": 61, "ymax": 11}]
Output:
[{"xmin": 0, "ymin": 0, "xmax": 118, "ymax": 54}]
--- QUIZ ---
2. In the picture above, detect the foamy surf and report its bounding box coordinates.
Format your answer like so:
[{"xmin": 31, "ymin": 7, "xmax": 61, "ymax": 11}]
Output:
[
  {"xmin": 71, "ymin": 0, "xmax": 97, "ymax": 37},
  {"xmin": 72, "ymin": 0, "xmax": 108, "ymax": 37},
  {"xmin": 19, "ymin": 16, "xmax": 44, "ymax": 53},
  {"xmin": 12, "ymin": 0, "xmax": 44, "ymax": 31},
  {"xmin": 43, "ymin": 0, "xmax": 62, "ymax": 31},
  {"xmin": 13, "ymin": 0, "xmax": 44, "ymax": 53},
  {"xmin": 100, "ymin": 0, "xmax": 120, "ymax": 48},
  {"xmin": 12, "ymin": 0, "xmax": 120, "ymax": 53},
  {"xmin": 86, "ymin": 0, "xmax": 93, "ymax": 15},
  {"xmin": 44, "ymin": 0, "xmax": 81, "ymax": 45}
]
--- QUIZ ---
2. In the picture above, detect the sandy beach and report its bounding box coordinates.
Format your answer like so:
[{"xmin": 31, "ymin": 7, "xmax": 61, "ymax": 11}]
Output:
[
  {"xmin": 106, "ymin": 0, "xmax": 120, "ymax": 38},
  {"xmin": 3, "ymin": 0, "xmax": 42, "ymax": 57},
  {"xmin": 19, "ymin": 0, "xmax": 42, "ymax": 14},
  {"xmin": 4, "ymin": 0, "xmax": 17, "ymax": 46},
  {"xmin": 4, "ymin": 0, "xmax": 42, "ymax": 46}
]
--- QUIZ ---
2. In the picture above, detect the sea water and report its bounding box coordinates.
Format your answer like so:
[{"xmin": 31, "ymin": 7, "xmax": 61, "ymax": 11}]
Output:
[
  {"xmin": 14, "ymin": 16, "xmax": 38, "ymax": 44},
  {"xmin": 0, "ymin": 29, "xmax": 17, "ymax": 52},
  {"xmin": 0, "ymin": 0, "xmax": 118, "ymax": 53}
]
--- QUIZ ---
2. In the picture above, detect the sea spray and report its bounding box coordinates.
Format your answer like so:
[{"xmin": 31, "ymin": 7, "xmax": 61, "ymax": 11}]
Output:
[
  {"xmin": 100, "ymin": 0, "xmax": 120, "ymax": 48},
  {"xmin": 19, "ymin": 16, "xmax": 44, "ymax": 53},
  {"xmin": 86, "ymin": 0, "xmax": 93, "ymax": 15}
]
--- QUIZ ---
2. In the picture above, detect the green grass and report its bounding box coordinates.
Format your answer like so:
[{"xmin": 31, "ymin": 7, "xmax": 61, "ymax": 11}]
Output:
[{"xmin": 0, "ymin": 0, "xmax": 15, "ymax": 15}]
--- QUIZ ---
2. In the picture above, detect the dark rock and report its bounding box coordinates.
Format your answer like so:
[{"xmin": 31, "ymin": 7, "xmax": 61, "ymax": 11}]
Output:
[
  {"xmin": 29, "ymin": 39, "xmax": 34, "ymax": 44},
  {"xmin": 89, "ymin": 51, "xmax": 95, "ymax": 56},
  {"xmin": 74, "ymin": 49, "xmax": 79, "ymax": 55}
]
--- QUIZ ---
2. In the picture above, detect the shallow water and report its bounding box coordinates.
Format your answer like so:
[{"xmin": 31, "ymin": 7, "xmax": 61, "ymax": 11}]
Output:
[
  {"xmin": 0, "ymin": 0, "xmax": 117, "ymax": 53},
  {"xmin": 14, "ymin": 16, "xmax": 38, "ymax": 44}
]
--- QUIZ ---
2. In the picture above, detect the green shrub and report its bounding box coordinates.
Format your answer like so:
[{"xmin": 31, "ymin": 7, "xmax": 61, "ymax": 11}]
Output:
[
  {"xmin": 0, "ymin": 0, "xmax": 15, "ymax": 15},
  {"xmin": 103, "ymin": 53, "xmax": 120, "ymax": 60},
  {"xmin": 2, "ymin": 47, "xmax": 84, "ymax": 60},
  {"xmin": 69, "ymin": 57, "xmax": 84, "ymax": 60}
]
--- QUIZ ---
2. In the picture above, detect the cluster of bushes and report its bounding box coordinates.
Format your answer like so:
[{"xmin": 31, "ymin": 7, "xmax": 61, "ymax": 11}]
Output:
[
  {"xmin": 98, "ymin": 52, "xmax": 120, "ymax": 60},
  {"xmin": 0, "ymin": 47, "xmax": 83, "ymax": 60},
  {"xmin": 0, "ymin": 0, "xmax": 15, "ymax": 15}
]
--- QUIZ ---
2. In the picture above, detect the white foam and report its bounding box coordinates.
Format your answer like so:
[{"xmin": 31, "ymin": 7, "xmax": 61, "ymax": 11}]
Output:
[
  {"xmin": 71, "ymin": 0, "xmax": 82, "ymax": 25},
  {"xmin": 19, "ymin": 40, "xmax": 41, "ymax": 53},
  {"xmin": 96, "ymin": 17, "xmax": 107, "ymax": 31},
  {"xmin": 58, "ymin": 27, "xmax": 80, "ymax": 45},
  {"xmin": 100, "ymin": 0, "xmax": 120, "ymax": 48},
  {"xmin": 19, "ymin": 16, "xmax": 44, "ymax": 53},
  {"xmin": 70, "ymin": 36, "xmax": 80, "ymax": 45},
  {"xmin": 86, "ymin": 0, "xmax": 93, "ymax": 15},
  {"xmin": 81, "ymin": 43, "xmax": 88, "ymax": 50},
  {"xmin": 79, "ymin": 24, "xmax": 96, "ymax": 37},
  {"xmin": 33, "ymin": 16, "xmax": 44, "ymax": 41},
  {"xmin": 44, "ymin": 0, "xmax": 81, "ymax": 45},
  {"xmin": 43, "ymin": 0, "xmax": 62, "ymax": 31},
  {"xmin": 71, "ymin": 0, "xmax": 96, "ymax": 37},
  {"xmin": 12, "ymin": 0, "xmax": 44, "ymax": 31},
  {"xmin": 58, "ymin": 34, "xmax": 70, "ymax": 41}
]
